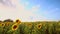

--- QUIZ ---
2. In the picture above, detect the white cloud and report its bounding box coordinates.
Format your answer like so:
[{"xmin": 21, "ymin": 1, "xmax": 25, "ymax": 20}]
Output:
[
  {"xmin": 0, "ymin": 0, "xmax": 45, "ymax": 22},
  {"xmin": 24, "ymin": 2, "xmax": 29, "ymax": 6},
  {"xmin": 0, "ymin": 0, "xmax": 15, "ymax": 7},
  {"xmin": 31, "ymin": 5, "xmax": 40, "ymax": 11}
]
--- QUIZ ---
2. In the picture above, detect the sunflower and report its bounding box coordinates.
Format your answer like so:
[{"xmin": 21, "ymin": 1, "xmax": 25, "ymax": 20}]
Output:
[
  {"xmin": 26, "ymin": 23, "xmax": 32, "ymax": 28},
  {"xmin": 58, "ymin": 23, "xmax": 60, "ymax": 25},
  {"xmin": 37, "ymin": 23, "xmax": 42, "ymax": 29},
  {"xmin": 5, "ymin": 22, "xmax": 10, "ymax": 26},
  {"xmin": 28, "ymin": 23, "xmax": 32, "ymax": 26},
  {"xmin": 0, "ymin": 23, "xmax": 5, "ymax": 27},
  {"xmin": 27, "ymin": 23, "xmax": 32, "ymax": 28},
  {"xmin": 1, "ymin": 23, "xmax": 5, "ymax": 27},
  {"xmin": 0, "ymin": 23, "xmax": 2, "ymax": 26},
  {"xmin": 15, "ymin": 19, "xmax": 21, "ymax": 25},
  {"xmin": 12, "ymin": 23, "xmax": 18, "ymax": 31}
]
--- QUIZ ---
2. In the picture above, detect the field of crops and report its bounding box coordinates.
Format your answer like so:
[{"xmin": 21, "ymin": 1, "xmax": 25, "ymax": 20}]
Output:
[{"xmin": 0, "ymin": 19, "xmax": 60, "ymax": 34}]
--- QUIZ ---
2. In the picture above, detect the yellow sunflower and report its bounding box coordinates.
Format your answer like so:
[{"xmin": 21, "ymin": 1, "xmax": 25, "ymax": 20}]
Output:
[
  {"xmin": 37, "ymin": 23, "xmax": 42, "ymax": 29},
  {"xmin": 27, "ymin": 23, "xmax": 32, "ymax": 28},
  {"xmin": 0, "ymin": 23, "xmax": 5, "ymax": 27},
  {"xmin": 1, "ymin": 23, "xmax": 5, "ymax": 27},
  {"xmin": 5, "ymin": 22, "xmax": 10, "ymax": 26},
  {"xmin": 58, "ymin": 23, "xmax": 60, "ymax": 25},
  {"xmin": 0, "ymin": 23, "xmax": 2, "ymax": 26},
  {"xmin": 15, "ymin": 19, "xmax": 21, "ymax": 25},
  {"xmin": 12, "ymin": 23, "xmax": 18, "ymax": 31}
]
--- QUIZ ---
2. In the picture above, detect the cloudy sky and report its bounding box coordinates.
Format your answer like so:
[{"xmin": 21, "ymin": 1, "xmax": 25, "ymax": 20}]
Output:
[{"xmin": 0, "ymin": 0, "xmax": 60, "ymax": 22}]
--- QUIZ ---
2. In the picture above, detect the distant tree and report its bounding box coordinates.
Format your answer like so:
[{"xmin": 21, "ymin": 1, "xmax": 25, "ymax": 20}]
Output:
[
  {"xmin": 3, "ymin": 19, "xmax": 13, "ymax": 22},
  {"xmin": 0, "ymin": 20, "xmax": 3, "ymax": 23}
]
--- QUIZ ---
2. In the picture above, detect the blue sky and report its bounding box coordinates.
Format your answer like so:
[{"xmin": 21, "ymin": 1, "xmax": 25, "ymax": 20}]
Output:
[
  {"xmin": 0, "ymin": 0, "xmax": 60, "ymax": 21},
  {"xmin": 20, "ymin": 0, "xmax": 60, "ymax": 20}
]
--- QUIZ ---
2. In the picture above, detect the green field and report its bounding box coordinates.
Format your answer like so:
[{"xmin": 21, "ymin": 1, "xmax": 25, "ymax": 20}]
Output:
[{"xmin": 0, "ymin": 20, "xmax": 60, "ymax": 34}]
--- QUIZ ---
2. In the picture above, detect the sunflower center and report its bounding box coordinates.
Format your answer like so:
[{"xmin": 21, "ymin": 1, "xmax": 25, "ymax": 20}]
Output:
[
  {"xmin": 16, "ymin": 20, "xmax": 19, "ymax": 22},
  {"xmin": 38, "ymin": 25, "xmax": 41, "ymax": 27},
  {"xmin": 2, "ymin": 24, "xmax": 4, "ymax": 26},
  {"xmin": 13, "ymin": 25, "xmax": 17, "ymax": 29}
]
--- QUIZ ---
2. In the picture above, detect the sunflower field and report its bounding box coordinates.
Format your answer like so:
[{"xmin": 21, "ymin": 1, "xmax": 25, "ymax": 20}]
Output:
[{"xmin": 0, "ymin": 19, "xmax": 60, "ymax": 34}]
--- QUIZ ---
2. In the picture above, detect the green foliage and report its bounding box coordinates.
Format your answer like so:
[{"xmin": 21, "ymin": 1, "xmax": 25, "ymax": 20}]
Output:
[{"xmin": 0, "ymin": 21, "xmax": 60, "ymax": 34}]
